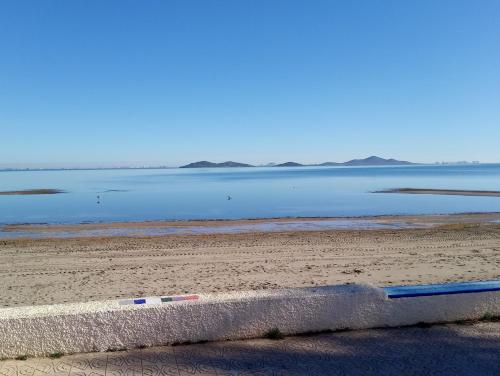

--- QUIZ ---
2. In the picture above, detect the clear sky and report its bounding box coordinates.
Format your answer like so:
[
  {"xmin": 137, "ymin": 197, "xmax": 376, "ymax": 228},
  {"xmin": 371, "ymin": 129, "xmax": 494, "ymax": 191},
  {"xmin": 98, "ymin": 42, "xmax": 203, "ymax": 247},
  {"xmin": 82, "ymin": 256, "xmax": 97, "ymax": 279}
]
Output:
[{"xmin": 1, "ymin": 0, "xmax": 500, "ymax": 167}]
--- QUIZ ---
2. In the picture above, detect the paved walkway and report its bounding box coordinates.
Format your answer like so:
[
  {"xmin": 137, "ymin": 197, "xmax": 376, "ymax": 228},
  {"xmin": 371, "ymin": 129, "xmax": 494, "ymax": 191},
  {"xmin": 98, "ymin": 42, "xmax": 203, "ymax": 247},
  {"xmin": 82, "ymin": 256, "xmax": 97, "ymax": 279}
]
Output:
[{"xmin": 1, "ymin": 322, "xmax": 499, "ymax": 376}]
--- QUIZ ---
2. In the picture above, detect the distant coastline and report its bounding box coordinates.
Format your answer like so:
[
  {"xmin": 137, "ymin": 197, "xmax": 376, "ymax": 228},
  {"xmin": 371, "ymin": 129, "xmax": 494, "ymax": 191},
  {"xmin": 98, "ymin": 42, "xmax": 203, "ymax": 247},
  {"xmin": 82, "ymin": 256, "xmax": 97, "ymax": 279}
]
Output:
[
  {"xmin": 2, "ymin": 157, "xmax": 492, "ymax": 172},
  {"xmin": 0, "ymin": 166, "xmax": 177, "ymax": 172},
  {"xmin": 180, "ymin": 161, "xmax": 253, "ymax": 168},
  {"xmin": 180, "ymin": 156, "xmax": 418, "ymax": 168}
]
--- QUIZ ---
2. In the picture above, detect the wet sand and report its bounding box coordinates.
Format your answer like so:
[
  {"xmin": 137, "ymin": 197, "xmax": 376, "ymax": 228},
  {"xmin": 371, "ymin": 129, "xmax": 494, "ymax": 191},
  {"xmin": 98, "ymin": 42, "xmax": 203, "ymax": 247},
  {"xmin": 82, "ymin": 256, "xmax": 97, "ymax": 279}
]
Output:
[
  {"xmin": 1, "ymin": 213, "xmax": 499, "ymax": 308},
  {"xmin": 3, "ymin": 212, "xmax": 500, "ymax": 238}
]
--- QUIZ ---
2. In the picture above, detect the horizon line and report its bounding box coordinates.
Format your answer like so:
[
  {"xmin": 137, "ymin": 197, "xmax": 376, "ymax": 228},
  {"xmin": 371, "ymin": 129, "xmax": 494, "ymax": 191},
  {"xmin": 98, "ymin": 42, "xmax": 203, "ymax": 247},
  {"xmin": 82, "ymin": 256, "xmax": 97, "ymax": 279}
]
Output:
[{"xmin": 0, "ymin": 161, "xmax": 490, "ymax": 172}]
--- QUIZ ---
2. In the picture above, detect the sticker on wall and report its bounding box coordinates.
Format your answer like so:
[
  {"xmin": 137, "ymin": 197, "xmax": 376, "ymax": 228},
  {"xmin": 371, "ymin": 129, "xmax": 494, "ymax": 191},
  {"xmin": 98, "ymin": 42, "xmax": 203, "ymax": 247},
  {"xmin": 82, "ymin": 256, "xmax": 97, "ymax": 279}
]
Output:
[{"xmin": 119, "ymin": 294, "xmax": 199, "ymax": 305}]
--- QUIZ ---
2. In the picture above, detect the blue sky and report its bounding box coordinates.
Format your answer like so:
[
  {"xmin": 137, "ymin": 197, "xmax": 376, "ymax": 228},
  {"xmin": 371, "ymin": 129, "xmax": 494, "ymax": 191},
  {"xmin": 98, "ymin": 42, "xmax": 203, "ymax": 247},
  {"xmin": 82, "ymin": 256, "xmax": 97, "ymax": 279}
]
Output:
[{"xmin": 1, "ymin": 0, "xmax": 499, "ymax": 167}]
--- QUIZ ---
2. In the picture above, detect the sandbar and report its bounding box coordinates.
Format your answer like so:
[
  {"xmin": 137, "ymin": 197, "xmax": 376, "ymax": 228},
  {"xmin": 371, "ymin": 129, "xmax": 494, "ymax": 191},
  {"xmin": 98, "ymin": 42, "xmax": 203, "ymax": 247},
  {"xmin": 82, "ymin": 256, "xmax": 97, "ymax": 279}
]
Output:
[
  {"xmin": 375, "ymin": 188, "xmax": 500, "ymax": 197},
  {"xmin": 0, "ymin": 189, "xmax": 65, "ymax": 196}
]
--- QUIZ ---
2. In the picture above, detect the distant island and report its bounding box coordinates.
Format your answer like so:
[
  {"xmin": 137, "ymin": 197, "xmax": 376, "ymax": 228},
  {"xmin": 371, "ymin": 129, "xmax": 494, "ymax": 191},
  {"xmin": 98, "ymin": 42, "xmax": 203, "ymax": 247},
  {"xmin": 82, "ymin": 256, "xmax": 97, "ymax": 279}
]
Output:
[
  {"xmin": 341, "ymin": 156, "xmax": 415, "ymax": 166},
  {"xmin": 180, "ymin": 156, "xmax": 417, "ymax": 168},
  {"xmin": 274, "ymin": 162, "xmax": 304, "ymax": 167},
  {"xmin": 180, "ymin": 161, "xmax": 254, "ymax": 168}
]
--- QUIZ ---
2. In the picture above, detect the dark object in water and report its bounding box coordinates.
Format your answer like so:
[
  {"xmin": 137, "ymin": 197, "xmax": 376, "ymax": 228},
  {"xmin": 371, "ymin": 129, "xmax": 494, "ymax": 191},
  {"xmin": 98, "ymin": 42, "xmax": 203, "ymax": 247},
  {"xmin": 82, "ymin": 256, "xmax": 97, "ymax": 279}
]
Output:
[{"xmin": 0, "ymin": 189, "xmax": 65, "ymax": 196}]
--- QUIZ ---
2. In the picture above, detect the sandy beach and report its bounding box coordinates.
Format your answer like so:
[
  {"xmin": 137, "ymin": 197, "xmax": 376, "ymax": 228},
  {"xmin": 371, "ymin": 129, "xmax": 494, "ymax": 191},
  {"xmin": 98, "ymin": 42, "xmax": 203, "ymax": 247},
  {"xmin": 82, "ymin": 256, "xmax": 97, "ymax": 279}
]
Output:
[{"xmin": 1, "ymin": 213, "xmax": 500, "ymax": 308}]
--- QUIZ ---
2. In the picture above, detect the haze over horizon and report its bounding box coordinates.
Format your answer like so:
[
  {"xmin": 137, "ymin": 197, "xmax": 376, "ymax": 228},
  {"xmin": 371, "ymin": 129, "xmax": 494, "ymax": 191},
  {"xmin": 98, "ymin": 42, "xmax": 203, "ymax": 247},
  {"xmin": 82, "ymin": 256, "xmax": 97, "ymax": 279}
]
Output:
[
  {"xmin": 0, "ymin": 155, "xmax": 486, "ymax": 170},
  {"xmin": 2, "ymin": 1, "xmax": 500, "ymax": 167}
]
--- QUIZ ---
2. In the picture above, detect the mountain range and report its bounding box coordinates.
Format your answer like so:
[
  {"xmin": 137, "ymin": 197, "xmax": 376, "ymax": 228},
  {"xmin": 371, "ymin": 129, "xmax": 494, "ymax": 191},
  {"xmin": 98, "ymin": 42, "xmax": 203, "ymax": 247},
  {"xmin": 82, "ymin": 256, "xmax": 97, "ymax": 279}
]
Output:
[
  {"xmin": 179, "ymin": 161, "xmax": 254, "ymax": 168},
  {"xmin": 180, "ymin": 156, "xmax": 417, "ymax": 168},
  {"xmin": 319, "ymin": 156, "xmax": 415, "ymax": 167}
]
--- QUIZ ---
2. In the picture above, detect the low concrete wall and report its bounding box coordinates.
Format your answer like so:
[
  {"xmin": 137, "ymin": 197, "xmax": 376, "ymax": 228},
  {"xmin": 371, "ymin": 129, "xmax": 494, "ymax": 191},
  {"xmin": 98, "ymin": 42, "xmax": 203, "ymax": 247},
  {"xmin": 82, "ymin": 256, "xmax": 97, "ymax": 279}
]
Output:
[{"xmin": 0, "ymin": 282, "xmax": 499, "ymax": 358}]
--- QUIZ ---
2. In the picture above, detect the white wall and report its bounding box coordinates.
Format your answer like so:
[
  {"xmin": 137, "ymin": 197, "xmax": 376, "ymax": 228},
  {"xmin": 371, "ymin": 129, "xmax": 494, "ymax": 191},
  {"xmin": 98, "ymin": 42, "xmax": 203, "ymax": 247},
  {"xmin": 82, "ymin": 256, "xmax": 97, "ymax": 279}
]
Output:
[{"xmin": 0, "ymin": 284, "xmax": 499, "ymax": 358}]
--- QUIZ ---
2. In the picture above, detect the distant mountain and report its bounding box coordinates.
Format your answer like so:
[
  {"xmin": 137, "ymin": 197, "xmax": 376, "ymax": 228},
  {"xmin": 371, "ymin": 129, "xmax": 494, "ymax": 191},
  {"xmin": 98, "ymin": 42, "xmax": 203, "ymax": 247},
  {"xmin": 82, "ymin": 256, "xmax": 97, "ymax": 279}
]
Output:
[
  {"xmin": 274, "ymin": 162, "xmax": 304, "ymax": 167},
  {"xmin": 180, "ymin": 161, "xmax": 254, "ymax": 168},
  {"xmin": 216, "ymin": 161, "xmax": 254, "ymax": 167},
  {"xmin": 342, "ymin": 156, "xmax": 416, "ymax": 166},
  {"xmin": 317, "ymin": 162, "xmax": 343, "ymax": 166},
  {"xmin": 180, "ymin": 156, "xmax": 416, "ymax": 169}
]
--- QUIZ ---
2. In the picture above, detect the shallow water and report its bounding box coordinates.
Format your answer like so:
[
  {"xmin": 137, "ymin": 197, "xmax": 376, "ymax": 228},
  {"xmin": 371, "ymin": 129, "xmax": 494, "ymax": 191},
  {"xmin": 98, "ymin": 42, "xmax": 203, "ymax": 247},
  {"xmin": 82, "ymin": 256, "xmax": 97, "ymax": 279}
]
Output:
[
  {"xmin": 0, "ymin": 219, "xmax": 431, "ymax": 239},
  {"xmin": 1, "ymin": 164, "xmax": 500, "ymax": 225}
]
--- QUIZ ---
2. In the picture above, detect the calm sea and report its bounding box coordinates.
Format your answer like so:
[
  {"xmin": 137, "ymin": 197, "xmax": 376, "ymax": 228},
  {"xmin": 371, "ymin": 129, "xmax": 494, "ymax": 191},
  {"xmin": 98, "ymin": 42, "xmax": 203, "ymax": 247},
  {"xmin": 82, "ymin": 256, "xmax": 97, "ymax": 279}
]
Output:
[{"xmin": 1, "ymin": 164, "xmax": 500, "ymax": 225}]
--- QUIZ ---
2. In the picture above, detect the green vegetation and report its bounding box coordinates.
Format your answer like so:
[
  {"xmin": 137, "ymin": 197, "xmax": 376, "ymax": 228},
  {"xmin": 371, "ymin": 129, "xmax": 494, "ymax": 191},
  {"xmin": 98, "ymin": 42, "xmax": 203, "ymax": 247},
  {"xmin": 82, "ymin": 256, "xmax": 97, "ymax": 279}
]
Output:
[
  {"xmin": 482, "ymin": 312, "xmax": 500, "ymax": 322},
  {"xmin": 265, "ymin": 328, "xmax": 284, "ymax": 340},
  {"xmin": 455, "ymin": 312, "xmax": 500, "ymax": 326},
  {"xmin": 455, "ymin": 319, "xmax": 477, "ymax": 326},
  {"xmin": 106, "ymin": 347, "xmax": 127, "ymax": 352},
  {"xmin": 415, "ymin": 322, "xmax": 433, "ymax": 328},
  {"xmin": 49, "ymin": 352, "xmax": 64, "ymax": 359}
]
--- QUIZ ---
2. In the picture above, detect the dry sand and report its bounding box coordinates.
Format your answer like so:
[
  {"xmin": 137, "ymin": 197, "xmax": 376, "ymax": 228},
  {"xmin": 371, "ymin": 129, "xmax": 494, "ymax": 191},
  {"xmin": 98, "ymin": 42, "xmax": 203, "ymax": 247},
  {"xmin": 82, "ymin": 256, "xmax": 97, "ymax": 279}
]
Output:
[{"xmin": 1, "ymin": 214, "xmax": 500, "ymax": 308}]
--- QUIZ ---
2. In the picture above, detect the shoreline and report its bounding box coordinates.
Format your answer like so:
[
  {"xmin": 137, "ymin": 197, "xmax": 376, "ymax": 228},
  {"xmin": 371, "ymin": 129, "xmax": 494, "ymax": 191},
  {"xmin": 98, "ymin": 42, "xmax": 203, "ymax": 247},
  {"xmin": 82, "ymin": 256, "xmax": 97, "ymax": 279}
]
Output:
[
  {"xmin": 5, "ymin": 211, "xmax": 500, "ymax": 227},
  {"xmin": 2, "ymin": 212, "xmax": 500, "ymax": 239}
]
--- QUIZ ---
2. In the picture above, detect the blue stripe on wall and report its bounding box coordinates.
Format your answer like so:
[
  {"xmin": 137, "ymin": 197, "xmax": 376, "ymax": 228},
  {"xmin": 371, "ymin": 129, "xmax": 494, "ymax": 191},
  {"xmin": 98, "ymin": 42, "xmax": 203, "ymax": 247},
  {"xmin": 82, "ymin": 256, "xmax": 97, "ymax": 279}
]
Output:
[{"xmin": 384, "ymin": 280, "xmax": 500, "ymax": 299}]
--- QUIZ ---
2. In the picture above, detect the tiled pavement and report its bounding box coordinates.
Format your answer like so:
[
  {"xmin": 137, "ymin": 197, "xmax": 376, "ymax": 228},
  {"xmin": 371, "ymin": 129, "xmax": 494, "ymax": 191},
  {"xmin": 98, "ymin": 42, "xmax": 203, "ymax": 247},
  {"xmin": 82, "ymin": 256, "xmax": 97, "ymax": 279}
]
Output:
[{"xmin": 1, "ymin": 322, "xmax": 499, "ymax": 376}]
